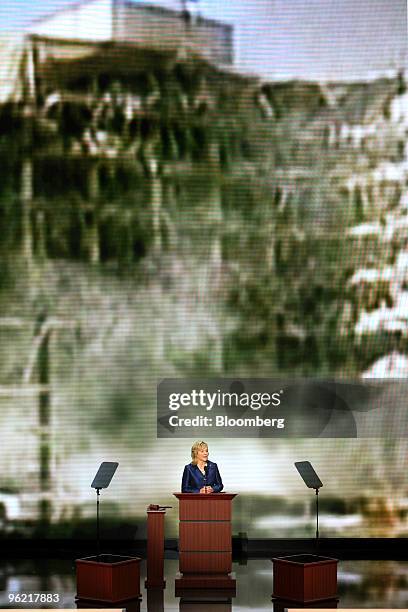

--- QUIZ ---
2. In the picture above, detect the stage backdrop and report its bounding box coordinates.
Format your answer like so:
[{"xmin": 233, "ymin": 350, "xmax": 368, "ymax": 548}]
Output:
[{"xmin": 0, "ymin": 0, "xmax": 407, "ymax": 539}]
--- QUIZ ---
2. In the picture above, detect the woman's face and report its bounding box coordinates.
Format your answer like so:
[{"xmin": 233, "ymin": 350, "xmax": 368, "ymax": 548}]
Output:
[{"xmin": 196, "ymin": 446, "xmax": 209, "ymax": 463}]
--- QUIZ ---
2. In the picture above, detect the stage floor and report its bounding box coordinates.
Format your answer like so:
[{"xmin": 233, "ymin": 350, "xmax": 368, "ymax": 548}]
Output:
[{"xmin": 0, "ymin": 558, "xmax": 407, "ymax": 610}]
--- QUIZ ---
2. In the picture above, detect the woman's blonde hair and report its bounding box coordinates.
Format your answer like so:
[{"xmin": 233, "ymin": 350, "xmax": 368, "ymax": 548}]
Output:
[{"xmin": 191, "ymin": 440, "xmax": 208, "ymax": 465}]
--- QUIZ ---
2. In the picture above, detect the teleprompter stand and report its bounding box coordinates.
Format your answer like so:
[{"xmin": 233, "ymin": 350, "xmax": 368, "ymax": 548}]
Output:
[
  {"xmin": 91, "ymin": 462, "xmax": 119, "ymax": 559},
  {"xmin": 295, "ymin": 461, "xmax": 323, "ymax": 549},
  {"xmin": 76, "ymin": 461, "xmax": 142, "ymax": 603},
  {"xmin": 272, "ymin": 462, "xmax": 338, "ymax": 604}
]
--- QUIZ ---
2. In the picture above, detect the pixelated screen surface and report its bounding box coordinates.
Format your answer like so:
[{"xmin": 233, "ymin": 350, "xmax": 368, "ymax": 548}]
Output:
[{"xmin": 0, "ymin": 0, "xmax": 406, "ymax": 538}]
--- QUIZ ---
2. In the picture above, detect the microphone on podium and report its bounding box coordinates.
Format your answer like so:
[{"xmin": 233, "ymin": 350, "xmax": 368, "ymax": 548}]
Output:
[{"xmin": 204, "ymin": 463, "xmax": 209, "ymax": 491}]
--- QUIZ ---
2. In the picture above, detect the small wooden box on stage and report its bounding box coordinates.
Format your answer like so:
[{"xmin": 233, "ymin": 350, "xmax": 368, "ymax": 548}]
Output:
[
  {"xmin": 174, "ymin": 493, "xmax": 237, "ymax": 592},
  {"xmin": 76, "ymin": 554, "xmax": 142, "ymax": 603},
  {"xmin": 272, "ymin": 554, "xmax": 338, "ymax": 603}
]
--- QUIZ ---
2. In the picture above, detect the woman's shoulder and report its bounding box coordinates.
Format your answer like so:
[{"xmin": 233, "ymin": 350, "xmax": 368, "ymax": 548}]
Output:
[{"xmin": 207, "ymin": 460, "xmax": 217, "ymax": 467}]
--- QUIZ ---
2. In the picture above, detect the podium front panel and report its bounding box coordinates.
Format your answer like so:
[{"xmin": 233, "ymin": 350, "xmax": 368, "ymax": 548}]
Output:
[
  {"xmin": 180, "ymin": 521, "xmax": 231, "ymax": 551},
  {"xmin": 179, "ymin": 498, "xmax": 232, "ymax": 521},
  {"xmin": 180, "ymin": 551, "xmax": 232, "ymax": 574}
]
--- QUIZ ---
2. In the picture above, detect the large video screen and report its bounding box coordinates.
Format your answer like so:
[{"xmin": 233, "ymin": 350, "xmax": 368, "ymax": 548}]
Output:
[{"xmin": 0, "ymin": 0, "xmax": 407, "ymax": 539}]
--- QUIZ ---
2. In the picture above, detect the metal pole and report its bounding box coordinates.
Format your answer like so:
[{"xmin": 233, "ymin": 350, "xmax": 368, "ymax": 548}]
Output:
[
  {"xmin": 315, "ymin": 488, "xmax": 319, "ymax": 553},
  {"xmin": 96, "ymin": 488, "xmax": 100, "ymax": 560}
]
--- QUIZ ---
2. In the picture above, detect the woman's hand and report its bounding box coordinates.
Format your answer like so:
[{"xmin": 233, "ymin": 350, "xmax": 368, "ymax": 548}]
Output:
[
  {"xmin": 206, "ymin": 486, "xmax": 214, "ymax": 493},
  {"xmin": 199, "ymin": 487, "xmax": 207, "ymax": 494}
]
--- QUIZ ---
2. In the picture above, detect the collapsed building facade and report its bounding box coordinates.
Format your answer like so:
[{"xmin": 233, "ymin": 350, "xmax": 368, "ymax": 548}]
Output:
[{"xmin": 0, "ymin": 0, "xmax": 407, "ymax": 535}]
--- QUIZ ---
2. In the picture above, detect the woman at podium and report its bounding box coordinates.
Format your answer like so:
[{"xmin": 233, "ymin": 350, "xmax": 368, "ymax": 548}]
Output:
[{"xmin": 182, "ymin": 440, "xmax": 223, "ymax": 493}]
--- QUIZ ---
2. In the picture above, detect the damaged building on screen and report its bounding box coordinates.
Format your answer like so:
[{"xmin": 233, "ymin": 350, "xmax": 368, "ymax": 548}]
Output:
[
  {"xmin": 0, "ymin": 0, "xmax": 407, "ymax": 536},
  {"xmin": 25, "ymin": 0, "xmax": 234, "ymax": 65}
]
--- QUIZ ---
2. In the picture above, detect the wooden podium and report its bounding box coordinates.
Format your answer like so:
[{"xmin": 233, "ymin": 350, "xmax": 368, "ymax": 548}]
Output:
[
  {"xmin": 173, "ymin": 493, "xmax": 237, "ymax": 590},
  {"xmin": 145, "ymin": 508, "xmax": 166, "ymax": 588}
]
